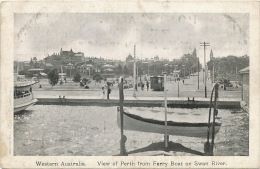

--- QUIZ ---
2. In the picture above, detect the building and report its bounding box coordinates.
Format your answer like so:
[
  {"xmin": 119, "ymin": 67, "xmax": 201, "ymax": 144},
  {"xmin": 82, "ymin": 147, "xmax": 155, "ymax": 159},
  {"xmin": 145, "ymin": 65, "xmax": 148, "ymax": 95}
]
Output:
[
  {"xmin": 210, "ymin": 49, "xmax": 214, "ymax": 60},
  {"xmin": 73, "ymin": 52, "xmax": 85, "ymax": 63},
  {"xmin": 239, "ymin": 66, "xmax": 249, "ymax": 112},
  {"xmin": 45, "ymin": 48, "xmax": 85, "ymax": 66}
]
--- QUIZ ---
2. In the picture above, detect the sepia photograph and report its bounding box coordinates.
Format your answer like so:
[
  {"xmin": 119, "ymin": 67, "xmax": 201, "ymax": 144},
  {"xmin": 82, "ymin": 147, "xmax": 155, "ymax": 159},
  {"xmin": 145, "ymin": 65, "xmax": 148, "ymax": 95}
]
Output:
[
  {"xmin": 13, "ymin": 13, "xmax": 249, "ymax": 156},
  {"xmin": 0, "ymin": 1, "xmax": 259, "ymax": 168}
]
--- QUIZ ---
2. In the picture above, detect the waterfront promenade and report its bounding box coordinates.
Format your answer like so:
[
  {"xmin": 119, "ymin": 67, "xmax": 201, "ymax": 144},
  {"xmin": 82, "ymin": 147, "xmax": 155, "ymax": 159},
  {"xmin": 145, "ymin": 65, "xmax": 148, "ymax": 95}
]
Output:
[{"xmin": 32, "ymin": 72, "xmax": 242, "ymax": 108}]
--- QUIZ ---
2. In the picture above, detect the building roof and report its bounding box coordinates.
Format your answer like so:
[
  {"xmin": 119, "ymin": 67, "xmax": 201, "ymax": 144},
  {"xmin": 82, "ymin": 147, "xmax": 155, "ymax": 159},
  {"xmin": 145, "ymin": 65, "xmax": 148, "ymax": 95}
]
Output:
[
  {"xmin": 103, "ymin": 64, "xmax": 114, "ymax": 68},
  {"xmin": 173, "ymin": 70, "xmax": 181, "ymax": 73},
  {"xmin": 75, "ymin": 53, "xmax": 84, "ymax": 57},
  {"xmin": 239, "ymin": 66, "xmax": 249, "ymax": 74},
  {"xmin": 40, "ymin": 72, "xmax": 47, "ymax": 76},
  {"xmin": 28, "ymin": 68, "xmax": 44, "ymax": 72},
  {"xmin": 104, "ymin": 68, "xmax": 114, "ymax": 72},
  {"xmin": 45, "ymin": 63, "xmax": 53, "ymax": 67},
  {"xmin": 59, "ymin": 73, "xmax": 67, "ymax": 76}
]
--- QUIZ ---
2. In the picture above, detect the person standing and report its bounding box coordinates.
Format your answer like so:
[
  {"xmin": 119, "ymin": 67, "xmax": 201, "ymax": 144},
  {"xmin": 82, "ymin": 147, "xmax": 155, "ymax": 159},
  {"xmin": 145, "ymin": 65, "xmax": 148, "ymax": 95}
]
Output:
[
  {"xmin": 107, "ymin": 85, "xmax": 111, "ymax": 99},
  {"xmin": 146, "ymin": 81, "xmax": 149, "ymax": 91},
  {"xmin": 102, "ymin": 87, "xmax": 106, "ymax": 99},
  {"xmin": 141, "ymin": 82, "xmax": 144, "ymax": 91}
]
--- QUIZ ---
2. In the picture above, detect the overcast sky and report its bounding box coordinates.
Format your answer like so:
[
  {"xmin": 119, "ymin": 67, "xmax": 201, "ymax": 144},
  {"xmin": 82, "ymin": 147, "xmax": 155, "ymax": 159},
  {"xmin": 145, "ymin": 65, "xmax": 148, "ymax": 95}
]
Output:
[{"xmin": 15, "ymin": 13, "xmax": 249, "ymax": 62}]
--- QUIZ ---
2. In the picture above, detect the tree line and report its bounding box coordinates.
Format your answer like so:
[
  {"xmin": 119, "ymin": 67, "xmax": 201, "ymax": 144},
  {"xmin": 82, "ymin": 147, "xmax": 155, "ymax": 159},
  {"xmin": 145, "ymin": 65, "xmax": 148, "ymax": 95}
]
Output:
[{"xmin": 207, "ymin": 55, "xmax": 249, "ymax": 81}]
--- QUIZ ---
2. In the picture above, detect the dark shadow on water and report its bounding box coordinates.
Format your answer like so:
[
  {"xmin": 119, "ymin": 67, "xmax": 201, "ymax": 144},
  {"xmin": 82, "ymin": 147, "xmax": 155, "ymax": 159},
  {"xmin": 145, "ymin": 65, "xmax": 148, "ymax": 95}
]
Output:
[
  {"xmin": 150, "ymin": 110, "xmax": 161, "ymax": 113},
  {"xmin": 177, "ymin": 112, "xmax": 188, "ymax": 115},
  {"xmin": 126, "ymin": 141, "xmax": 204, "ymax": 156},
  {"xmin": 14, "ymin": 109, "xmax": 34, "ymax": 116},
  {"xmin": 192, "ymin": 113, "xmax": 201, "ymax": 116}
]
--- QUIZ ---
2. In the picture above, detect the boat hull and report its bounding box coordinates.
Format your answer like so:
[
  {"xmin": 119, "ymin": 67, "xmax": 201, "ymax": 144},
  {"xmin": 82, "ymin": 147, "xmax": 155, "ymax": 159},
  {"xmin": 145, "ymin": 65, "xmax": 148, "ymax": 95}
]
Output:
[
  {"xmin": 14, "ymin": 99, "xmax": 38, "ymax": 114},
  {"xmin": 117, "ymin": 111, "xmax": 221, "ymax": 138}
]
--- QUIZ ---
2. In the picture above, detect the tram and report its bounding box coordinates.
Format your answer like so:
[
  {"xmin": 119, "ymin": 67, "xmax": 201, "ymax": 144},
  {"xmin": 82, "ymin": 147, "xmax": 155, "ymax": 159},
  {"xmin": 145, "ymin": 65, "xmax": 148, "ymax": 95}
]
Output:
[{"xmin": 150, "ymin": 75, "xmax": 164, "ymax": 91}]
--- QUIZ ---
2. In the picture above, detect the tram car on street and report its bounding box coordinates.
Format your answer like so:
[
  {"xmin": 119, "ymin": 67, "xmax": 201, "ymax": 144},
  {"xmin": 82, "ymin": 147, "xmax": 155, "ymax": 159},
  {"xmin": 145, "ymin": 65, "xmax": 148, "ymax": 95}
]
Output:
[{"xmin": 150, "ymin": 75, "xmax": 164, "ymax": 91}]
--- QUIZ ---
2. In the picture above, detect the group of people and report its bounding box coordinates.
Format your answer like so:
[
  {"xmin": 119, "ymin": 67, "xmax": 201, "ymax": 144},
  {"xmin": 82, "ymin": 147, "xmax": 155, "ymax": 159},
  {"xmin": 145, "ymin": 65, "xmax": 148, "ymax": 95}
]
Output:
[
  {"xmin": 102, "ymin": 80, "xmax": 150, "ymax": 99},
  {"xmin": 102, "ymin": 85, "xmax": 111, "ymax": 99},
  {"xmin": 138, "ymin": 81, "xmax": 150, "ymax": 91}
]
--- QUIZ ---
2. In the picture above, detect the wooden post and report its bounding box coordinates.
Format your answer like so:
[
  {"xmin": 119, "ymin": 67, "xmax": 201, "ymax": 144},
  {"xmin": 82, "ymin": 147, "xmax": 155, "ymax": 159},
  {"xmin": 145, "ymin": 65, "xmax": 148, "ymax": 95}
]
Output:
[
  {"xmin": 119, "ymin": 77, "xmax": 126, "ymax": 155},
  {"xmin": 133, "ymin": 45, "xmax": 136, "ymax": 97},
  {"xmin": 178, "ymin": 80, "xmax": 179, "ymax": 97},
  {"xmin": 164, "ymin": 74, "xmax": 168, "ymax": 148}
]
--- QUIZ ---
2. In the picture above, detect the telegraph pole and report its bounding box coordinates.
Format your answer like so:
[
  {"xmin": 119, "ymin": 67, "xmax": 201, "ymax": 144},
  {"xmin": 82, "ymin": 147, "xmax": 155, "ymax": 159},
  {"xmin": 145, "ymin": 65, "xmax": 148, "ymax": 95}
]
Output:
[{"xmin": 200, "ymin": 42, "xmax": 210, "ymax": 98}]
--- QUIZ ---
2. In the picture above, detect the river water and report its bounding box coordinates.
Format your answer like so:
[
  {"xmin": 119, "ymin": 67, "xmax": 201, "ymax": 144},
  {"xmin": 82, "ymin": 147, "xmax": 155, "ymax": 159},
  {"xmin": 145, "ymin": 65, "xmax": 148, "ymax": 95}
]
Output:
[{"xmin": 14, "ymin": 105, "xmax": 248, "ymax": 156}]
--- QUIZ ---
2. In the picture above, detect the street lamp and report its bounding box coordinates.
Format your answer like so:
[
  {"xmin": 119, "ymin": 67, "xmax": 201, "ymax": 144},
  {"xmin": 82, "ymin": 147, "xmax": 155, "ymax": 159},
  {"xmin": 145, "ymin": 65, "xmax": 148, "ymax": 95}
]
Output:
[
  {"xmin": 148, "ymin": 64, "xmax": 149, "ymax": 76},
  {"xmin": 198, "ymin": 58, "xmax": 200, "ymax": 89},
  {"xmin": 182, "ymin": 65, "xmax": 186, "ymax": 78},
  {"xmin": 164, "ymin": 64, "xmax": 168, "ymax": 74}
]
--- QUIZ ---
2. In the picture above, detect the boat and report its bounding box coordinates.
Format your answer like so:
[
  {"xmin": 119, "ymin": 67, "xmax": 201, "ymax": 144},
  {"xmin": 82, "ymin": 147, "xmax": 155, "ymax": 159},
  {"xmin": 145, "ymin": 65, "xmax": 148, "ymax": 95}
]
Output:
[
  {"xmin": 14, "ymin": 73, "xmax": 38, "ymax": 113},
  {"xmin": 117, "ymin": 109, "xmax": 222, "ymax": 138}
]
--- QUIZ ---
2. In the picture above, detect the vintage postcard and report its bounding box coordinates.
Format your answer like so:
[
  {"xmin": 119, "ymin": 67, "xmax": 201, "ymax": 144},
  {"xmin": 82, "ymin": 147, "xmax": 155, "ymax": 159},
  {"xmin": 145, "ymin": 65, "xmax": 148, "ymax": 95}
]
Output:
[{"xmin": 0, "ymin": 1, "xmax": 259, "ymax": 168}]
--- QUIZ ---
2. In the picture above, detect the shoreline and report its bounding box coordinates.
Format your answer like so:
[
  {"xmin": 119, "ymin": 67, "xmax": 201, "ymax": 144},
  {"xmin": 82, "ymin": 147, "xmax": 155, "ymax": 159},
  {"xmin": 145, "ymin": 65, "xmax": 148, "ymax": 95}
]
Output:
[{"xmin": 35, "ymin": 96, "xmax": 241, "ymax": 109}]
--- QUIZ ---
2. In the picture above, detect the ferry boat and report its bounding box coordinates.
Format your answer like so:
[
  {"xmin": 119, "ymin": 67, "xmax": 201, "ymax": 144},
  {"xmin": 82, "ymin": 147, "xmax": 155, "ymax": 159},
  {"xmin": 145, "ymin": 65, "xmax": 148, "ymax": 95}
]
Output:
[{"xmin": 14, "ymin": 73, "xmax": 38, "ymax": 113}]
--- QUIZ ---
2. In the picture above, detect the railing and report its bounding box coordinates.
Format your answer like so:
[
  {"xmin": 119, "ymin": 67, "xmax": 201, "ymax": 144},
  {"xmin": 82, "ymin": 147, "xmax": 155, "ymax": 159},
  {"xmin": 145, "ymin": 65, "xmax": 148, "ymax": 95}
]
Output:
[
  {"xmin": 14, "ymin": 93, "xmax": 31, "ymax": 99},
  {"xmin": 204, "ymin": 83, "xmax": 219, "ymax": 156}
]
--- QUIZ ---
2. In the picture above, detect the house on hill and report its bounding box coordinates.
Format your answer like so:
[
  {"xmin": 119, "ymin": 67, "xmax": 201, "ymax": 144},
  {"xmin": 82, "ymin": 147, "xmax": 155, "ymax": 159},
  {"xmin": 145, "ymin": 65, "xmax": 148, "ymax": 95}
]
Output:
[{"xmin": 45, "ymin": 48, "xmax": 85, "ymax": 65}]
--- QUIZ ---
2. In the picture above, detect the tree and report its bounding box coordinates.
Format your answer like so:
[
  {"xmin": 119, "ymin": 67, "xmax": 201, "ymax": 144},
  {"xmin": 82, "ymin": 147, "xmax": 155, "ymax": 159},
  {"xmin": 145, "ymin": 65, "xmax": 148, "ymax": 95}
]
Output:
[
  {"xmin": 48, "ymin": 68, "xmax": 59, "ymax": 87},
  {"xmin": 80, "ymin": 78, "xmax": 91, "ymax": 87},
  {"xmin": 29, "ymin": 58, "xmax": 34, "ymax": 68},
  {"xmin": 73, "ymin": 72, "xmax": 81, "ymax": 85},
  {"xmin": 93, "ymin": 74, "xmax": 104, "ymax": 83},
  {"xmin": 116, "ymin": 64, "xmax": 123, "ymax": 75},
  {"xmin": 207, "ymin": 55, "xmax": 249, "ymax": 81},
  {"xmin": 123, "ymin": 65, "xmax": 129, "ymax": 75}
]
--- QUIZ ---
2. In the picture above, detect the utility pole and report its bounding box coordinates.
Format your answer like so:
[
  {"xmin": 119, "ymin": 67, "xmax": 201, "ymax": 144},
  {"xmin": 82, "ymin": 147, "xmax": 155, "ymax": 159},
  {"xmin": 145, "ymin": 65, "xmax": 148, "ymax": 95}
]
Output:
[
  {"xmin": 200, "ymin": 42, "xmax": 210, "ymax": 98},
  {"xmin": 148, "ymin": 64, "xmax": 149, "ymax": 76},
  {"xmin": 136, "ymin": 67, "xmax": 138, "ymax": 91},
  {"xmin": 133, "ymin": 45, "xmax": 136, "ymax": 97}
]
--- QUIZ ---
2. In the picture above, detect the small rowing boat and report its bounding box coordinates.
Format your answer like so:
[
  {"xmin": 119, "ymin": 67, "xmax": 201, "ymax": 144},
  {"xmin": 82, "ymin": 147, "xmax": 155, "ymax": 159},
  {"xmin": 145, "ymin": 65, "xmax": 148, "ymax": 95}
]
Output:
[{"xmin": 117, "ymin": 109, "xmax": 222, "ymax": 138}]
